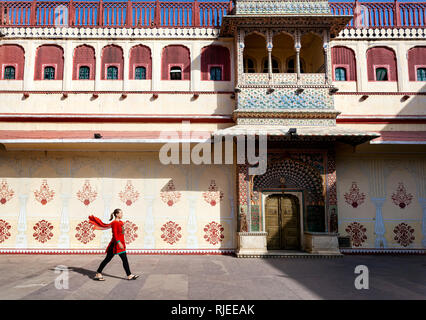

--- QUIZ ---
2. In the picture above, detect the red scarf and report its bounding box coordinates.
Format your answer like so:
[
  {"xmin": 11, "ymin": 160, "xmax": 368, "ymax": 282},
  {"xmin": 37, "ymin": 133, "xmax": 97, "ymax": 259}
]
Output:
[{"xmin": 88, "ymin": 215, "xmax": 112, "ymax": 230}]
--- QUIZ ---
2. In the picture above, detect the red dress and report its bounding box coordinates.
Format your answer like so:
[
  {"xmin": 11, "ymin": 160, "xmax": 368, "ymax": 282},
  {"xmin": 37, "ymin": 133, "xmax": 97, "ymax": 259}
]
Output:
[
  {"xmin": 88, "ymin": 215, "xmax": 126, "ymax": 255},
  {"xmin": 107, "ymin": 220, "xmax": 126, "ymax": 255}
]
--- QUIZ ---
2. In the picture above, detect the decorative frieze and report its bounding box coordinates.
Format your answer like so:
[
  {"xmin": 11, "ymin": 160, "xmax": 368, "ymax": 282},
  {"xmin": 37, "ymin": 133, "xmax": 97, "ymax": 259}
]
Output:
[{"xmin": 236, "ymin": 0, "xmax": 331, "ymax": 15}]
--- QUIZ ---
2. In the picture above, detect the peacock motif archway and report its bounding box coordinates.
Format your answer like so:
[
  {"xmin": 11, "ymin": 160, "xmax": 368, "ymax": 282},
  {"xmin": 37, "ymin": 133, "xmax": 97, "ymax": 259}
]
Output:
[{"xmin": 253, "ymin": 158, "xmax": 324, "ymax": 204}]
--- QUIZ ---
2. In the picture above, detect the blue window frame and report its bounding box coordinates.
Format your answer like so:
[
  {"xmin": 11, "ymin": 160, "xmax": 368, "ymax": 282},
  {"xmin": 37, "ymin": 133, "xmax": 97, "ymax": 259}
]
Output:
[
  {"xmin": 335, "ymin": 67, "xmax": 347, "ymax": 81},
  {"xmin": 135, "ymin": 66, "xmax": 146, "ymax": 80},
  {"xmin": 79, "ymin": 66, "xmax": 90, "ymax": 80},
  {"xmin": 4, "ymin": 66, "xmax": 15, "ymax": 79},
  {"xmin": 44, "ymin": 66, "xmax": 55, "ymax": 80},
  {"xmin": 417, "ymin": 68, "xmax": 426, "ymax": 81},
  {"xmin": 107, "ymin": 66, "xmax": 118, "ymax": 80},
  {"xmin": 209, "ymin": 66, "xmax": 222, "ymax": 81}
]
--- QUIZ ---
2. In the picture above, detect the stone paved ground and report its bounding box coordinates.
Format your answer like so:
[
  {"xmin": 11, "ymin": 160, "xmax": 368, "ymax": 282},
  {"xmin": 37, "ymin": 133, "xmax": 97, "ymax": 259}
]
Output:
[{"xmin": 0, "ymin": 254, "xmax": 424, "ymax": 300}]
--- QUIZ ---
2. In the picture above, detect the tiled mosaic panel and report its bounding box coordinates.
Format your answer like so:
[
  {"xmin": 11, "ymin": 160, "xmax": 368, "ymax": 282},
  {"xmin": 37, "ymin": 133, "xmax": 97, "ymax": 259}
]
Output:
[
  {"xmin": 238, "ymin": 87, "xmax": 333, "ymax": 110},
  {"xmin": 236, "ymin": 0, "xmax": 330, "ymax": 15},
  {"xmin": 236, "ymin": 118, "xmax": 336, "ymax": 126}
]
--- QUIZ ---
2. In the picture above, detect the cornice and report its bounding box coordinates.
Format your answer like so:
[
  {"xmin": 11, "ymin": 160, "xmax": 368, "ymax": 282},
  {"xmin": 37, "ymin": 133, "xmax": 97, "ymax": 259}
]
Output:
[{"xmin": 0, "ymin": 26, "xmax": 222, "ymax": 40}]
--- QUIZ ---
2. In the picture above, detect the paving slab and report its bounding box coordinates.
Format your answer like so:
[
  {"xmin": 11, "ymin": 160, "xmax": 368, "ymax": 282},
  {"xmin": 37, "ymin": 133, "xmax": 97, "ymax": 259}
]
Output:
[{"xmin": 0, "ymin": 254, "xmax": 424, "ymax": 300}]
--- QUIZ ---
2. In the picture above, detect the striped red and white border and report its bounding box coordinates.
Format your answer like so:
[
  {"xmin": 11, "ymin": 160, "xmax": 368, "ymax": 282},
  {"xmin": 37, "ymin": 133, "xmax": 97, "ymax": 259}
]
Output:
[
  {"xmin": 0, "ymin": 248, "xmax": 236, "ymax": 255},
  {"xmin": 341, "ymin": 248, "xmax": 426, "ymax": 255}
]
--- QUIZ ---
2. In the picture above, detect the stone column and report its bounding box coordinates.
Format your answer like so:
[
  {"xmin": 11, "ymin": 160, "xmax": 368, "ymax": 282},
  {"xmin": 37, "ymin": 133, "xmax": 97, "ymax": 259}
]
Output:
[
  {"xmin": 58, "ymin": 194, "xmax": 71, "ymax": 248},
  {"xmin": 151, "ymin": 42, "xmax": 161, "ymax": 91},
  {"xmin": 295, "ymin": 30, "xmax": 301, "ymax": 83},
  {"xmin": 22, "ymin": 42, "xmax": 35, "ymax": 92},
  {"xmin": 62, "ymin": 41, "xmax": 73, "ymax": 91},
  {"xmin": 94, "ymin": 42, "xmax": 102, "ymax": 91},
  {"xmin": 100, "ymin": 194, "xmax": 113, "ymax": 248},
  {"xmin": 16, "ymin": 194, "xmax": 28, "ymax": 248},
  {"xmin": 191, "ymin": 42, "xmax": 201, "ymax": 92},
  {"xmin": 368, "ymin": 159, "xmax": 387, "ymax": 248},
  {"xmin": 237, "ymin": 29, "xmax": 245, "ymax": 85},
  {"xmin": 371, "ymin": 197, "xmax": 387, "ymax": 248},
  {"xmin": 144, "ymin": 195, "xmax": 155, "ymax": 248},
  {"xmin": 395, "ymin": 42, "xmax": 409, "ymax": 92},
  {"xmin": 323, "ymin": 29, "xmax": 331, "ymax": 85},
  {"xmin": 356, "ymin": 42, "xmax": 368, "ymax": 92},
  {"xmin": 122, "ymin": 42, "xmax": 130, "ymax": 91},
  {"xmin": 186, "ymin": 195, "xmax": 198, "ymax": 248},
  {"xmin": 267, "ymin": 30, "xmax": 273, "ymax": 82}
]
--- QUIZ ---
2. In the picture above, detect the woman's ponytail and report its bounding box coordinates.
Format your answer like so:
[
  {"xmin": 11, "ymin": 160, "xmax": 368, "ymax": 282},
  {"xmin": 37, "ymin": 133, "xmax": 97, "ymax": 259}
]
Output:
[{"xmin": 109, "ymin": 208, "xmax": 122, "ymax": 221}]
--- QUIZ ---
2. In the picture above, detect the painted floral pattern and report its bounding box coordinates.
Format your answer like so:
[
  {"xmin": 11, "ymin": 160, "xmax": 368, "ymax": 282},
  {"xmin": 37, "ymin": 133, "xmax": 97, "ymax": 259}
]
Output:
[
  {"xmin": 0, "ymin": 219, "xmax": 11, "ymax": 243},
  {"xmin": 204, "ymin": 221, "xmax": 225, "ymax": 245},
  {"xmin": 0, "ymin": 179, "xmax": 14, "ymax": 205},
  {"xmin": 344, "ymin": 182, "xmax": 366, "ymax": 208},
  {"xmin": 123, "ymin": 220, "xmax": 138, "ymax": 244},
  {"xmin": 75, "ymin": 220, "xmax": 95, "ymax": 244},
  {"xmin": 34, "ymin": 179, "xmax": 55, "ymax": 205},
  {"xmin": 119, "ymin": 180, "xmax": 140, "ymax": 206},
  {"xmin": 161, "ymin": 221, "xmax": 182, "ymax": 245},
  {"xmin": 391, "ymin": 183, "xmax": 413, "ymax": 209},
  {"xmin": 33, "ymin": 220, "xmax": 54, "ymax": 243},
  {"xmin": 76, "ymin": 180, "xmax": 98, "ymax": 206},
  {"xmin": 393, "ymin": 223, "xmax": 415, "ymax": 247},
  {"xmin": 345, "ymin": 222, "xmax": 367, "ymax": 247},
  {"xmin": 203, "ymin": 180, "xmax": 224, "ymax": 206},
  {"xmin": 160, "ymin": 180, "xmax": 181, "ymax": 207}
]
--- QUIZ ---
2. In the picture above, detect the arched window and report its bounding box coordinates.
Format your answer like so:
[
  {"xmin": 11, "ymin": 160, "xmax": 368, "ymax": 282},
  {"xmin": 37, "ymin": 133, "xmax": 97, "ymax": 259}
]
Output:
[
  {"xmin": 375, "ymin": 67, "xmax": 388, "ymax": 81},
  {"xmin": 201, "ymin": 45, "xmax": 230, "ymax": 81},
  {"xmin": 417, "ymin": 67, "xmax": 426, "ymax": 81},
  {"xmin": 366, "ymin": 47, "xmax": 397, "ymax": 81},
  {"xmin": 334, "ymin": 67, "xmax": 347, "ymax": 81},
  {"xmin": 73, "ymin": 45, "xmax": 95, "ymax": 80},
  {"xmin": 244, "ymin": 58, "xmax": 255, "ymax": 73},
  {"xmin": 243, "ymin": 33, "xmax": 266, "ymax": 74},
  {"xmin": 170, "ymin": 66, "xmax": 182, "ymax": 80},
  {"xmin": 78, "ymin": 66, "xmax": 90, "ymax": 80},
  {"xmin": 407, "ymin": 47, "xmax": 426, "ymax": 81},
  {"xmin": 107, "ymin": 66, "xmax": 118, "ymax": 80},
  {"xmin": 135, "ymin": 66, "xmax": 146, "ymax": 80},
  {"xmin": 332, "ymin": 46, "xmax": 356, "ymax": 81},
  {"xmin": 4, "ymin": 66, "xmax": 15, "ymax": 79},
  {"xmin": 161, "ymin": 45, "xmax": 190, "ymax": 80},
  {"xmin": 130, "ymin": 45, "xmax": 152, "ymax": 80},
  {"xmin": 101, "ymin": 45, "xmax": 123, "ymax": 80},
  {"xmin": 35, "ymin": 45, "xmax": 64, "ymax": 80},
  {"xmin": 0, "ymin": 44, "xmax": 25, "ymax": 80},
  {"xmin": 262, "ymin": 58, "xmax": 280, "ymax": 73},
  {"xmin": 44, "ymin": 66, "xmax": 55, "ymax": 80}
]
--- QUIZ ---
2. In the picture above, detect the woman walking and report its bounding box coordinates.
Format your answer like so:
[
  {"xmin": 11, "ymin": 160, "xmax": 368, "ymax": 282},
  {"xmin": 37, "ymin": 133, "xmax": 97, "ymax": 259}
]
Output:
[{"xmin": 89, "ymin": 209, "xmax": 139, "ymax": 281}]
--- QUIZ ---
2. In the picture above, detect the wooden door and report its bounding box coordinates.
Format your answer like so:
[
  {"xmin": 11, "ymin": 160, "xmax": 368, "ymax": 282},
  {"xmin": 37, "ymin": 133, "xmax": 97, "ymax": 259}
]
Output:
[
  {"xmin": 280, "ymin": 195, "xmax": 300, "ymax": 249},
  {"xmin": 265, "ymin": 194, "xmax": 300, "ymax": 250},
  {"xmin": 265, "ymin": 195, "xmax": 280, "ymax": 249}
]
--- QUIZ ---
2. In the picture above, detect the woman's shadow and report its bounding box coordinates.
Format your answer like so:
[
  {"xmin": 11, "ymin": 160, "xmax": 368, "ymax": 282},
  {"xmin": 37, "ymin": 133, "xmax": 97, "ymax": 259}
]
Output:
[{"xmin": 66, "ymin": 267, "xmax": 126, "ymax": 280}]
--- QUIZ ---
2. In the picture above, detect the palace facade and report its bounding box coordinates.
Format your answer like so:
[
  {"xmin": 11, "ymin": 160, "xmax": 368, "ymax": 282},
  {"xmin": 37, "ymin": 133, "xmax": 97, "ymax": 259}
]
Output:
[{"xmin": 0, "ymin": 0, "xmax": 425, "ymax": 255}]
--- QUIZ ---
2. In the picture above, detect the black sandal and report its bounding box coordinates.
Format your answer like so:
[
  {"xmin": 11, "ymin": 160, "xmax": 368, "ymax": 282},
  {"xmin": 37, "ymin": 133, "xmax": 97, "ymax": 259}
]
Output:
[{"xmin": 128, "ymin": 274, "xmax": 139, "ymax": 280}]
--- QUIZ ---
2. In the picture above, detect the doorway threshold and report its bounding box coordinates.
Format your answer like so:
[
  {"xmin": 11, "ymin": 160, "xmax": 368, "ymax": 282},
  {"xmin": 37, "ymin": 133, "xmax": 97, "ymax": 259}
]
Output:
[{"xmin": 236, "ymin": 250, "xmax": 343, "ymax": 258}]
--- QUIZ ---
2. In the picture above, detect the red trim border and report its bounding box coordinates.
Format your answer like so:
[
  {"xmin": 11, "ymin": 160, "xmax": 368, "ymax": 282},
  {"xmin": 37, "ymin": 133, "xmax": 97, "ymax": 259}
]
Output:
[{"xmin": 0, "ymin": 248, "xmax": 236, "ymax": 255}]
